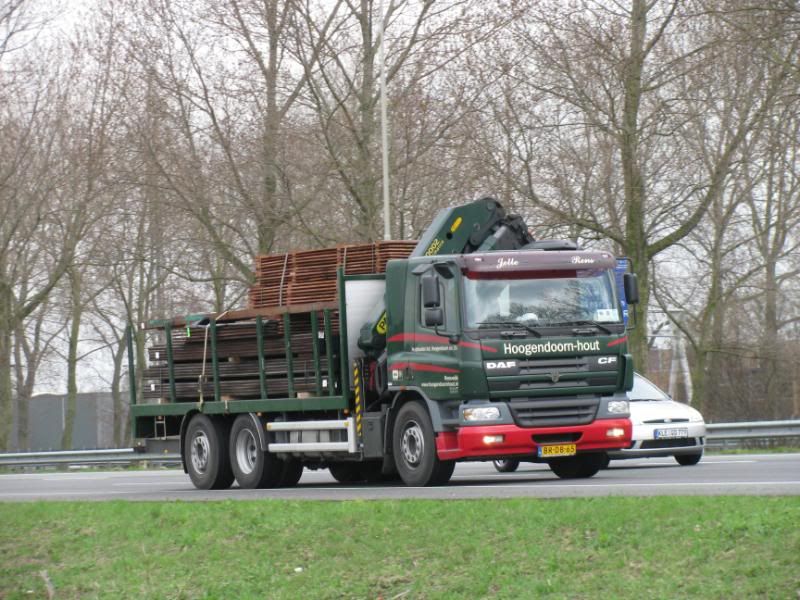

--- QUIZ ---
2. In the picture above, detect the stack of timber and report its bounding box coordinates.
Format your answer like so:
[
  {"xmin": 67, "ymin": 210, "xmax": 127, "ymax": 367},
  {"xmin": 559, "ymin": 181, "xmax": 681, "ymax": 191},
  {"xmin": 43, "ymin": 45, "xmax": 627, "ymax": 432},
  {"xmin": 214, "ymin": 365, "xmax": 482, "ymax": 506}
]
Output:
[
  {"xmin": 249, "ymin": 240, "xmax": 416, "ymax": 309},
  {"xmin": 142, "ymin": 311, "xmax": 338, "ymax": 403},
  {"xmin": 143, "ymin": 240, "xmax": 415, "ymax": 403}
]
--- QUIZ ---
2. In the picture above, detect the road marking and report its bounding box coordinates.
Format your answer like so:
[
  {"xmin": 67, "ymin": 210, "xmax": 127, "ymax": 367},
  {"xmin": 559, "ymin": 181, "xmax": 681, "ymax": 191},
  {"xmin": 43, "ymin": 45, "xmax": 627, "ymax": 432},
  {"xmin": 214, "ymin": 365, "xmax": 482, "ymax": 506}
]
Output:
[
  {"xmin": 0, "ymin": 490, "xmax": 143, "ymax": 499},
  {"xmin": 408, "ymin": 481, "xmax": 800, "ymax": 490},
  {"xmin": 688, "ymin": 460, "xmax": 757, "ymax": 465},
  {"xmin": 42, "ymin": 476, "xmax": 112, "ymax": 482},
  {"xmin": 114, "ymin": 482, "xmax": 188, "ymax": 486}
]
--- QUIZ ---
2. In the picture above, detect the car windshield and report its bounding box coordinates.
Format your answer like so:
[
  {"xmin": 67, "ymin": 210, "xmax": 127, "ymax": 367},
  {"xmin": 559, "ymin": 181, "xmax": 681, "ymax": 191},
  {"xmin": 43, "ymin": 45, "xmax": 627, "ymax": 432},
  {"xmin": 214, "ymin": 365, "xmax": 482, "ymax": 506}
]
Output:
[
  {"xmin": 628, "ymin": 374, "xmax": 671, "ymax": 402},
  {"xmin": 463, "ymin": 269, "xmax": 621, "ymax": 329}
]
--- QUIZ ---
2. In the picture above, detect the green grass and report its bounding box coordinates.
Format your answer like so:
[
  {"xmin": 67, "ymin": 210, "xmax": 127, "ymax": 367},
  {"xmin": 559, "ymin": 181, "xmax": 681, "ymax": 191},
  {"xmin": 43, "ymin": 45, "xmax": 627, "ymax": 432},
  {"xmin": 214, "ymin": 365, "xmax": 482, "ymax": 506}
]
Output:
[
  {"xmin": 1, "ymin": 497, "xmax": 798, "ymax": 599},
  {"xmin": 707, "ymin": 446, "xmax": 800, "ymax": 454}
]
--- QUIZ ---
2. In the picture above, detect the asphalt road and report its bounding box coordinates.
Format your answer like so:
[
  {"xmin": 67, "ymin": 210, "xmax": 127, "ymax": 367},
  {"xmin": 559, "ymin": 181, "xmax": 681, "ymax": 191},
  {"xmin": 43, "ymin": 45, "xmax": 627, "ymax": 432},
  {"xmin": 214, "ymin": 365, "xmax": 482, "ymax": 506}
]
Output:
[{"xmin": 1, "ymin": 453, "xmax": 798, "ymax": 501}]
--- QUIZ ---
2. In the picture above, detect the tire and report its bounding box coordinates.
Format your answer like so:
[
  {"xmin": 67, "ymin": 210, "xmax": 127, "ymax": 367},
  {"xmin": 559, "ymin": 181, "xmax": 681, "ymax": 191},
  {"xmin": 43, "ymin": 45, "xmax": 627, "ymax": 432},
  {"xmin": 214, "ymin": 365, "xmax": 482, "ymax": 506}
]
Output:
[
  {"xmin": 358, "ymin": 460, "xmax": 386, "ymax": 483},
  {"xmin": 328, "ymin": 462, "xmax": 365, "ymax": 483},
  {"xmin": 493, "ymin": 459, "xmax": 520, "ymax": 473},
  {"xmin": 598, "ymin": 453, "xmax": 611, "ymax": 469},
  {"xmin": 392, "ymin": 401, "xmax": 453, "ymax": 486},
  {"xmin": 184, "ymin": 414, "xmax": 234, "ymax": 490},
  {"xmin": 548, "ymin": 454, "xmax": 605, "ymax": 479},
  {"xmin": 430, "ymin": 459, "xmax": 455, "ymax": 485},
  {"xmin": 675, "ymin": 452, "xmax": 703, "ymax": 466},
  {"xmin": 278, "ymin": 459, "xmax": 304, "ymax": 487},
  {"xmin": 229, "ymin": 415, "xmax": 283, "ymax": 489}
]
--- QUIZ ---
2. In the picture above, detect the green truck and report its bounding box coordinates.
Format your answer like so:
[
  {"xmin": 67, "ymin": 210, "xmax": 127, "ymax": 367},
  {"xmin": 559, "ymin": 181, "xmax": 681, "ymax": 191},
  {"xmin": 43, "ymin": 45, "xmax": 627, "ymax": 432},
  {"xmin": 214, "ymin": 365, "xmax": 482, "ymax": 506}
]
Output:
[{"xmin": 129, "ymin": 198, "xmax": 639, "ymax": 488}]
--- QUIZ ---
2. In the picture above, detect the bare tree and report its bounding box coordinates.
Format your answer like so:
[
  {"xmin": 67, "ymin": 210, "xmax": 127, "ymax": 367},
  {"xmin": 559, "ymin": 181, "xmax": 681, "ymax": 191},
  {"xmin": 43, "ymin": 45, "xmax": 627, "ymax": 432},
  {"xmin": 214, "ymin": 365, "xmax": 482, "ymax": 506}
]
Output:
[
  {"xmin": 295, "ymin": 0, "xmax": 493, "ymax": 240},
  {"xmin": 467, "ymin": 0, "xmax": 800, "ymax": 374}
]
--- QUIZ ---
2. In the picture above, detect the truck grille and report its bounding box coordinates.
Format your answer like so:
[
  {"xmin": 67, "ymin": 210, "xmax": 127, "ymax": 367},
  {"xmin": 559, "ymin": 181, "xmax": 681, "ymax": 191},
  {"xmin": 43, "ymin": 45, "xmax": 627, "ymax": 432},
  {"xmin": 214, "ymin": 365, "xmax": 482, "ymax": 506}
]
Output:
[
  {"xmin": 508, "ymin": 396, "xmax": 600, "ymax": 427},
  {"xmin": 486, "ymin": 357, "xmax": 617, "ymax": 394}
]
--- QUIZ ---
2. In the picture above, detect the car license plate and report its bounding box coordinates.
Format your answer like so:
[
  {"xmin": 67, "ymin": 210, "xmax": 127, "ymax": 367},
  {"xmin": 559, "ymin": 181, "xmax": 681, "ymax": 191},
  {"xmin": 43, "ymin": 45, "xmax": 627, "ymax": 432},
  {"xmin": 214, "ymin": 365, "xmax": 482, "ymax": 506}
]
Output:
[
  {"xmin": 654, "ymin": 428, "xmax": 689, "ymax": 439},
  {"xmin": 538, "ymin": 443, "xmax": 577, "ymax": 458}
]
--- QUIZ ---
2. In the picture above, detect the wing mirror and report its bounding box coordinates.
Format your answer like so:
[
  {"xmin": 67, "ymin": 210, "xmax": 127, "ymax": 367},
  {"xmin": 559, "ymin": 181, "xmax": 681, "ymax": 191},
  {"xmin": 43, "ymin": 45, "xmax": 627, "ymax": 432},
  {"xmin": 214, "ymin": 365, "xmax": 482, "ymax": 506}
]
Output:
[
  {"xmin": 422, "ymin": 275, "xmax": 440, "ymax": 308},
  {"xmin": 422, "ymin": 275, "xmax": 444, "ymax": 327},
  {"xmin": 623, "ymin": 273, "xmax": 639, "ymax": 304}
]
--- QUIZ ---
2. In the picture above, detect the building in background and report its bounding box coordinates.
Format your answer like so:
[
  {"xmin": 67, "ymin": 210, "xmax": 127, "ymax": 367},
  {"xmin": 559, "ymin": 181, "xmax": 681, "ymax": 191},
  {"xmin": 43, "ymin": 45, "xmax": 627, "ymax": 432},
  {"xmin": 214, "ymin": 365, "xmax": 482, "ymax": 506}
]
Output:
[{"xmin": 11, "ymin": 393, "xmax": 117, "ymax": 451}]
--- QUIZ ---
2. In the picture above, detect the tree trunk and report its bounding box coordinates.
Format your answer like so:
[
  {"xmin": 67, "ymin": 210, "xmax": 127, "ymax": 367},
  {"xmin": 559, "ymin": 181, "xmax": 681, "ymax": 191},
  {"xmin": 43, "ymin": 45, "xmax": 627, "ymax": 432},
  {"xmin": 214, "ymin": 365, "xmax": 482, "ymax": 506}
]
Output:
[
  {"xmin": 0, "ymin": 277, "xmax": 13, "ymax": 451},
  {"xmin": 355, "ymin": 0, "xmax": 378, "ymax": 240},
  {"xmin": 761, "ymin": 258, "xmax": 780, "ymax": 418},
  {"xmin": 259, "ymin": 0, "xmax": 280, "ymax": 255},
  {"xmin": 61, "ymin": 269, "xmax": 83, "ymax": 450},
  {"xmin": 111, "ymin": 335, "xmax": 126, "ymax": 447},
  {"xmin": 621, "ymin": 0, "xmax": 650, "ymax": 374}
]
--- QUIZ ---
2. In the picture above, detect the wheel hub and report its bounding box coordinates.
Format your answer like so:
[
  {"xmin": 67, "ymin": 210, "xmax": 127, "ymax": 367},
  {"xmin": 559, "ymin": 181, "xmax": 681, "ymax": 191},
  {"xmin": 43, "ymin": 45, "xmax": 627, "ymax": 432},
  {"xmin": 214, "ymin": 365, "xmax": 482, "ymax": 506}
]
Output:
[
  {"xmin": 190, "ymin": 431, "xmax": 210, "ymax": 474},
  {"xmin": 235, "ymin": 428, "xmax": 258, "ymax": 475},
  {"xmin": 401, "ymin": 421, "xmax": 424, "ymax": 466}
]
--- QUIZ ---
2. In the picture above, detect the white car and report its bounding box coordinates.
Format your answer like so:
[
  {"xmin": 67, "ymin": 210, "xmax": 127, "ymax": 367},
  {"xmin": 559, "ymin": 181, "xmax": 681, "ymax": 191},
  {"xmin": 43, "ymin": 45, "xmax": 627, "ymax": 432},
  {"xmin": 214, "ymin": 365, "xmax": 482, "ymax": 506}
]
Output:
[
  {"xmin": 607, "ymin": 373, "xmax": 706, "ymax": 465},
  {"xmin": 492, "ymin": 373, "xmax": 706, "ymax": 473}
]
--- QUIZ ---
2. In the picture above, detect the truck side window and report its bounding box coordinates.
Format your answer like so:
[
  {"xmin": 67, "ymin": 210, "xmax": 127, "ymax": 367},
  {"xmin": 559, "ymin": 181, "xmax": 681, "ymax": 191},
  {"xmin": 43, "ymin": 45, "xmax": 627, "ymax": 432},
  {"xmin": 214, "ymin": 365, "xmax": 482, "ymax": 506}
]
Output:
[{"xmin": 419, "ymin": 275, "xmax": 458, "ymax": 332}]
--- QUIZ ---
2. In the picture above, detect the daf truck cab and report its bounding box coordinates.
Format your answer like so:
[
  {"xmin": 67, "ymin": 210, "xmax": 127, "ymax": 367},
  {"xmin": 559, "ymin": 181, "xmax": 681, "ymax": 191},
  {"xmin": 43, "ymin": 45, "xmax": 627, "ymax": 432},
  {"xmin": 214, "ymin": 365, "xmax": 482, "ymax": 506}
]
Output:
[{"xmin": 380, "ymin": 247, "xmax": 636, "ymax": 483}]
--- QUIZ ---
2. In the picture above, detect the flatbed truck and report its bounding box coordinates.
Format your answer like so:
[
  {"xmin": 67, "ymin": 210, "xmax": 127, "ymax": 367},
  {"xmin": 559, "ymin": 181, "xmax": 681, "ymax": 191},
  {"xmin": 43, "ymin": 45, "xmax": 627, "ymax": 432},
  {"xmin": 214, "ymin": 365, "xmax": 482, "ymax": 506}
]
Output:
[{"xmin": 129, "ymin": 198, "xmax": 639, "ymax": 488}]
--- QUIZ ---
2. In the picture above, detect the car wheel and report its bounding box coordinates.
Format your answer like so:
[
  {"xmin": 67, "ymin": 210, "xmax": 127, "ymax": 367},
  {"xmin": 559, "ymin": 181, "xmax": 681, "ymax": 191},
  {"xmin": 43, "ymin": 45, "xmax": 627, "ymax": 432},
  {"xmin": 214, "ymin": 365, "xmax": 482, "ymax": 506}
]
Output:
[
  {"xmin": 185, "ymin": 414, "xmax": 234, "ymax": 490},
  {"xmin": 548, "ymin": 454, "xmax": 605, "ymax": 479},
  {"xmin": 675, "ymin": 452, "xmax": 703, "ymax": 466},
  {"xmin": 493, "ymin": 459, "xmax": 520, "ymax": 473}
]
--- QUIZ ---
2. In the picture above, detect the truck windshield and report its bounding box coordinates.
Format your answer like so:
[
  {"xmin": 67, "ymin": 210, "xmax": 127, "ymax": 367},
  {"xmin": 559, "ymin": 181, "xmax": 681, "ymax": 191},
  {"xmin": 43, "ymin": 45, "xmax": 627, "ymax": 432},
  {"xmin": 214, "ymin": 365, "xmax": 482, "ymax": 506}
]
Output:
[{"xmin": 463, "ymin": 269, "xmax": 621, "ymax": 329}]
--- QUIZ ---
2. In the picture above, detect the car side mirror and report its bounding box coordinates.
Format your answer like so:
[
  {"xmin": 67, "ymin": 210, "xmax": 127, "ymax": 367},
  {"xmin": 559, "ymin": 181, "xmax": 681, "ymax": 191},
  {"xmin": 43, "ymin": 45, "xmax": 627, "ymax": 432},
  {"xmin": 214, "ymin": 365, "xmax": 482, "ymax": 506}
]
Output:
[{"xmin": 623, "ymin": 273, "xmax": 639, "ymax": 304}]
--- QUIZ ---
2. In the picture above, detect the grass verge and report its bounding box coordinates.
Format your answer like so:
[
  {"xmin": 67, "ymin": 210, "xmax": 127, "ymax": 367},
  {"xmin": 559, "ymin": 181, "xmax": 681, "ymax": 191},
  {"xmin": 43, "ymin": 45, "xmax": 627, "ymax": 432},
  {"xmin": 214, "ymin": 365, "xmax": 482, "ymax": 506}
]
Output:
[
  {"xmin": 1, "ymin": 497, "xmax": 798, "ymax": 599},
  {"xmin": 706, "ymin": 446, "xmax": 800, "ymax": 454}
]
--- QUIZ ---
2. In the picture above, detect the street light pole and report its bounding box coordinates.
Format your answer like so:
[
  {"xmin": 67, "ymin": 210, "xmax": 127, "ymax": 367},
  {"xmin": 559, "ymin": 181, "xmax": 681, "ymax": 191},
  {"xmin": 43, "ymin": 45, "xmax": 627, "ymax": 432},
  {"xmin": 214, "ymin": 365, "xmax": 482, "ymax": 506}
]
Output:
[{"xmin": 377, "ymin": 0, "xmax": 391, "ymax": 240}]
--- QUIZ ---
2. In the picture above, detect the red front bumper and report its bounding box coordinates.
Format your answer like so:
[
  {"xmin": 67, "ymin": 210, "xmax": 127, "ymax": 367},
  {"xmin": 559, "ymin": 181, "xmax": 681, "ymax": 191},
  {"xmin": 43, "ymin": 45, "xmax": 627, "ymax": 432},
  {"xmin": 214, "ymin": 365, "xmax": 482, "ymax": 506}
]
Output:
[{"xmin": 435, "ymin": 418, "xmax": 632, "ymax": 461}]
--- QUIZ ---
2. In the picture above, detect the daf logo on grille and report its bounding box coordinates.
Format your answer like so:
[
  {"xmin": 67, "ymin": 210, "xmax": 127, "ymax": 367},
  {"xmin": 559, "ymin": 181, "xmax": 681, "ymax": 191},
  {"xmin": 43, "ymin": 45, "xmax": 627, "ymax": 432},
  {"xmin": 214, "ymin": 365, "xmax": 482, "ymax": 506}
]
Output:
[{"xmin": 550, "ymin": 371, "xmax": 560, "ymax": 383}]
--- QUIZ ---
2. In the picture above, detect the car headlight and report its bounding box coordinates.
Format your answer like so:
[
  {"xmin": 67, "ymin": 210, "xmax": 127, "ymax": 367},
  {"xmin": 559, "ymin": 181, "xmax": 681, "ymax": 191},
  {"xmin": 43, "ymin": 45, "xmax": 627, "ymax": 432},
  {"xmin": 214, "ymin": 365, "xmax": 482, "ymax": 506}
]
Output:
[
  {"xmin": 463, "ymin": 406, "xmax": 501, "ymax": 421},
  {"xmin": 607, "ymin": 400, "xmax": 629, "ymax": 414}
]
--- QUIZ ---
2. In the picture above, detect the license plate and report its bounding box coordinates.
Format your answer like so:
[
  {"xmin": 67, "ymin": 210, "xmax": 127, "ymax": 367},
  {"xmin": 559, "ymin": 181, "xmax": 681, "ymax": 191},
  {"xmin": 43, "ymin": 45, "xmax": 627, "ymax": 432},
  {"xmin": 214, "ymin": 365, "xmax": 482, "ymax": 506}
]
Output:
[
  {"xmin": 654, "ymin": 428, "xmax": 689, "ymax": 439},
  {"xmin": 538, "ymin": 443, "xmax": 577, "ymax": 458}
]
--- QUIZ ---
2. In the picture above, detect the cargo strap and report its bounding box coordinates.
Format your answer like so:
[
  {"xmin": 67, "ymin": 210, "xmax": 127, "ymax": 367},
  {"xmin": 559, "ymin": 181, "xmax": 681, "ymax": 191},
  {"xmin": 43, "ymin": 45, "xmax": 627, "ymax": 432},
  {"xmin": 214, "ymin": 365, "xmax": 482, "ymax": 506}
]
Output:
[
  {"xmin": 197, "ymin": 323, "xmax": 210, "ymax": 410},
  {"xmin": 197, "ymin": 311, "xmax": 230, "ymax": 411}
]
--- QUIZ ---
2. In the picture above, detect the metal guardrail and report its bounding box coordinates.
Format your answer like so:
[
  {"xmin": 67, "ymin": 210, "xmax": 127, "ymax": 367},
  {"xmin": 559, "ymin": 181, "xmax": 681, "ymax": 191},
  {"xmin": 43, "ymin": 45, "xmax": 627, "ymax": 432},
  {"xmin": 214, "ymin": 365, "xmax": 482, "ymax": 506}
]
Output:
[
  {"xmin": 706, "ymin": 420, "xmax": 800, "ymax": 440},
  {"xmin": 1, "ymin": 420, "xmax": 798, "ymax": 467},
  {"xmin": 0, "ymin": 448, "xmax": 180, "ymax": 467},
  {"xmin": 705, "ymin": 420, "xmax": 800, "ymax": 447}
]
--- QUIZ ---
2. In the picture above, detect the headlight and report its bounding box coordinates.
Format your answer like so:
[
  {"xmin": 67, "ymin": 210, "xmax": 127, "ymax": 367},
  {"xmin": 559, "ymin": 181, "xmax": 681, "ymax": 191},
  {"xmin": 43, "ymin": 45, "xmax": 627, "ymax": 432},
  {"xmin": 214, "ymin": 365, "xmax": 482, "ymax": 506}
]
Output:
[
  {"xmin": 607, "ymin": 400, "xmax": 629, "ymax": 414},
  {"xmin": 463, "ymin": 406, "xmax": 501, "ymax": 421}
]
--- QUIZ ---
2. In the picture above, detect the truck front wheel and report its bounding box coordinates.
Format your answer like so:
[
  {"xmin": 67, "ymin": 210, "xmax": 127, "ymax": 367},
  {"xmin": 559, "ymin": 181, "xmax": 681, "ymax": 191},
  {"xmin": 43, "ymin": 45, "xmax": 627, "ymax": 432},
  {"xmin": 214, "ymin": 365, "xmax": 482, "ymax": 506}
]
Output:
[
  {"xmin": 229, "ymin": 415, "xmax": 283, "ymax": 488},
  {"xmin": 548, "ymin": 454, "xmax": 605, "ymax": 479},
  {"xmin": 185, "ymin": 414, "xmax": 234, "ymax": 490},
  {"xmin": 392, "ymin": 401, "xmax": 454, "ymax": 486}
]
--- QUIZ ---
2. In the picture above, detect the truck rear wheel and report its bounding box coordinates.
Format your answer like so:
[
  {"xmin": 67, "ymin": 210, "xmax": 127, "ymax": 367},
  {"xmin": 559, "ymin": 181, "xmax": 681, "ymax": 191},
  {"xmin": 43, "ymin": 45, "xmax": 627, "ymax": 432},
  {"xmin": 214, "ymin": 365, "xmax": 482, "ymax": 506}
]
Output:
[
  {"xmin": 185, "ymin": 414, "xmax": 234, "ymax": 490},
  {"xmin": 230, "ymin": 415, "xmax": 283, "ymax": 489},
  {"xmin": 278, "ymin": 459, "xmax": 304, "ymax": 487},
  {"xmin": 328, "ymin": 462, "xmax": 364, "ymax": 483},
  {"xmin": 548, "ymin": 454, "xmax": 604, "ymax": 479},
  {"xmin": 392, "ymin": 401, "xmax": 454, "ymax": 486}
]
